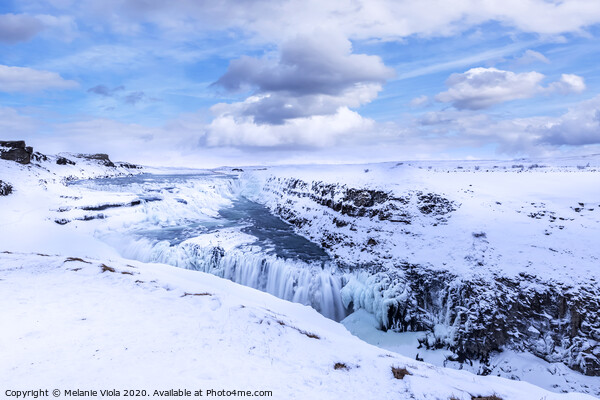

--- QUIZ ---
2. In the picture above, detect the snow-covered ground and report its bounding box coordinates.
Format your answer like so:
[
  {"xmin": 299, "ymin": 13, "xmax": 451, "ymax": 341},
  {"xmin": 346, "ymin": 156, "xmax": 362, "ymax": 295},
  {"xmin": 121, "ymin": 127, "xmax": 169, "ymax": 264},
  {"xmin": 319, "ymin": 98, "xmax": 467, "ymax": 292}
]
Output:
[
  {"xmin": 0, "ymin": 251, "xmax": 595, "ymax": 400},
  {"xmin": 342, "ymin": 309, "xmax": 600, "ymax": 395},
  {"xmin": 243, "ymin": 157, "xmax": 600, "ymax": 281},
  {"xmin": 240, "ymin": 156, "xmax": 600, "ymax": 394},
  {"xmin": 1, "ymin": 151, "xmax": 599, "ymax": 399}
]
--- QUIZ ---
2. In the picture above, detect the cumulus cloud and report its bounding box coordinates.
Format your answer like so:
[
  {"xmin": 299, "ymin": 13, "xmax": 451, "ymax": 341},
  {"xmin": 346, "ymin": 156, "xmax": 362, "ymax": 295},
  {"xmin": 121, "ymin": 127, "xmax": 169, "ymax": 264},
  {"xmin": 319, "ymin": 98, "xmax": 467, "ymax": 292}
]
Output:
[
  {"xmin": 215, "ymin": 33, "xmax": 392, "ymax": 95},
  {"xmin": 435, "ymin": 67, "xmax": 585, "ymax": 110},
  {"xmin": 413, "ymin": 94, "xmax": 600, "ymax": 153},
  {"xmin": 0, "ymin": 13, "xmax": 44, "ymax": 43},
  {"xmin": 547, "ymin": 74, "xmax": 586, "ymax": 95},
  {"xmin": 213, "ymin": 32, "xmax": 393, "ymax": 125},
  {"xmin": 204, "ymin": 105, "xmax": 375, "ymax": 147},
  {"xmin": 538, "ymin": 95, "xmax": 600, "ymax": 146},
  {"xmin": 0, "ymin": 65, "xmax": 79, "ymax": 92}
]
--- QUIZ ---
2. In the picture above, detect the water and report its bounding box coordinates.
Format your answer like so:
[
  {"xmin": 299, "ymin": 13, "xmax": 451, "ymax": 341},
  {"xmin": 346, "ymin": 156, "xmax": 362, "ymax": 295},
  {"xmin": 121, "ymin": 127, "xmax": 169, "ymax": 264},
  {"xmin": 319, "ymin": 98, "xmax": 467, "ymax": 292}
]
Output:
[
  {"xmin": 219, "ymin": 197, "xmax": 330, "ymax": 264},
  {"xmin": 70, "ymin": 172, "xmax": 346, "ymax": 320},
  {"xmin": 73, "ymin": 173, "xmax": 329, "ymax": 263}
]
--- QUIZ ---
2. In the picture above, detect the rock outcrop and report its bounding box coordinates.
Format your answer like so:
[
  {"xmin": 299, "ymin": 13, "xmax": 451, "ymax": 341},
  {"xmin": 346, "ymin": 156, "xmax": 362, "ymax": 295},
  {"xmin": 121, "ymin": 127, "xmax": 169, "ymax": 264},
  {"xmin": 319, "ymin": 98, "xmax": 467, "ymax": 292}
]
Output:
[
  {"xmin": 0, "ymin": 180, "xmax": 13, "ymax": 196},
  {"xmin": 56, "ymin": 156, "xmax": 76, "ymax": 165},
  {"xmin": 76, "ymin": 153, "xmax": 115, "ymax": 167},
  {"xmin": 118, "ymin": 162, "xmax": 142, "ymax": 169},
  {"xmin": 0, "ymin": 141, "xmax": 33, "ymax": 164}
]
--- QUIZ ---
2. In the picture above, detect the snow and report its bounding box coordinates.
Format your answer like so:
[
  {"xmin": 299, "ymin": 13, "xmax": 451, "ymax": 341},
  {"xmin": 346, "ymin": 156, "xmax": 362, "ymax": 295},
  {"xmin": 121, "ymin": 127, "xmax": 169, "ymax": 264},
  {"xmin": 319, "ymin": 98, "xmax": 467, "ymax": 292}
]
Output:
[
  {"xmin": 342, "ymin": 309, "xmax": 600, "ymax": 395},
  {"xmin": 1, "ymin": 152, "xmax": 599, "ymax": 399},
  {"xmin": 0, "ymin": 251, "xmax": 594, "ymax": 400},
  {"xmin": 184, "ymin": 228, "xmax": 258, "ymax": 250},
  {"xmin": 243, "ymin": 158, "xmax": 600, "ymax": 283},
  {"xmin": 238, "ymin": 157, "xmax": 600, "ymax": 394}
]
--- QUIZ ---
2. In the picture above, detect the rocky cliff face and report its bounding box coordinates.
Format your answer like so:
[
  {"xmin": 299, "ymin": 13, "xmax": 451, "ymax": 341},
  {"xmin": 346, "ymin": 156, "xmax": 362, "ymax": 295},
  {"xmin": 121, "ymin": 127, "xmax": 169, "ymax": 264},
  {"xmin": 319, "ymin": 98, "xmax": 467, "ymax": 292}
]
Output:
[
  {"xmin": 76, "ymin": 153, "xmax": 115, "ymax": 167},
  {"xmin": 0, "ymin": 141, "xmax": 34, "ymax": 164},
  {"xmin": 253, "ymin": 175, "xmax": 600, "ymax": 376}
]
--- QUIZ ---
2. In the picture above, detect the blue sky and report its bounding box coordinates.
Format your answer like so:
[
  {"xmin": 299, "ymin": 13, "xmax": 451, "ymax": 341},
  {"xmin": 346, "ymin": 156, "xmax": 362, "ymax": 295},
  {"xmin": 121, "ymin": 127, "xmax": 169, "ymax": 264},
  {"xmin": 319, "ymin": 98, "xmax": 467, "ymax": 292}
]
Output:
[{"xmin": 1, "ymin": 0, "xmax": 600, "ymax": 167}]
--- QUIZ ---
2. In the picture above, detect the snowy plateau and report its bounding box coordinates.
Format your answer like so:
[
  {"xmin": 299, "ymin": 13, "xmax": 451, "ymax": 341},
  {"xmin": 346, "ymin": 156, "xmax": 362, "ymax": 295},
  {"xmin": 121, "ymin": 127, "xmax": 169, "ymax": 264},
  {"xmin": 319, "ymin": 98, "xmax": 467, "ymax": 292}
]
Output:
[{"xmin": 1, "ymin": 143, "xmax": 599, "ymax": 400}]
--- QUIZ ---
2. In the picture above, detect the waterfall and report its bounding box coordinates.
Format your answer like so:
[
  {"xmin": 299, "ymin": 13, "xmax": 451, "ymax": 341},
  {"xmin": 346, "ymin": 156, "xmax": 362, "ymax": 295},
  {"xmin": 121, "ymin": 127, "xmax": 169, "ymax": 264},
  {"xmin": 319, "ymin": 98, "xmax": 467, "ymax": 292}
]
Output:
[{"xmin": 115, "ymin": 236, "xmax": 348, "ymax": 321}]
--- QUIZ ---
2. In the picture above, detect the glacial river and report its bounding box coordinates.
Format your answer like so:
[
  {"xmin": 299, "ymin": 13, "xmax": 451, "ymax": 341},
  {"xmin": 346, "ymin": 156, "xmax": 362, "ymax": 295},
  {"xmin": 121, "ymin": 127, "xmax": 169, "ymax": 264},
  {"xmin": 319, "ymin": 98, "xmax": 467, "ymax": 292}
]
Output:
[{"xmin": 71, "ymin": 172, "xmax": 346, "ymax": 320}]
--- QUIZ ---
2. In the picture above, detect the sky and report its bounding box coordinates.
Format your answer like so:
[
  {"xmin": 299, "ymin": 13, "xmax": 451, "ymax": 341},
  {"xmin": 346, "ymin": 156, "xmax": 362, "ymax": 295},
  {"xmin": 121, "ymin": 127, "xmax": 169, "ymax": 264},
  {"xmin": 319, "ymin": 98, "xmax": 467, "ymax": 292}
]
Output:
[{"xmin": 1, "ymin": 0, "xmax": 600, "ymax": 167}]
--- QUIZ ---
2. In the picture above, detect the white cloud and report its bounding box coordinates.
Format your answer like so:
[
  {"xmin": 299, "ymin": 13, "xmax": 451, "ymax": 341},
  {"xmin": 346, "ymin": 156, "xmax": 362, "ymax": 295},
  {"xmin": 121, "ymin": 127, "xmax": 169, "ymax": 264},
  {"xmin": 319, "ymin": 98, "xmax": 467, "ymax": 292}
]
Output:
[
  {"xmin": 205, "ymin": 32, "xmax": 391, "ymax": 150},
  {"xmin": 435, "ymin": 67, "xmax": 585, "ymax": 110},
  {"xmin": 216, "ymin": 32, "xmax": 393, "ymax": 95},
  {"xmin": 538, "ymin": 94, "xmax": 600, "ymax": 145},
  {"xmin": 214, "ymin": 32, "xmax": 393, "ymax": 125},
  {"xmin": 24, "ymin": 0, "xmax": 600, "ymax": 43},
  {"xmin": 414, "ymin": 95, "xmax": 600, "ymax": 152},
  {"xmin": 24, "ymin": 109, "xmax": 378, "ymax": 166},
  {"xmin": 0, "ymin": 13, "xmax": 78, "ymax": 43},
  {"xmin": 205, "ymin": 105, "xmax": 375, "ymax": 147},
  {"xmin": 547, "ymin": 74, "xmax": 586, "ymax": 95},
  {"xmin": 9, "ymin": 93, "xmax": 600, "ymax": 167},
  {"xmin": 0, "ymin": 65, "xmax": 79, "ymax": 92},
  {"xmin": 435, "ymin": 68, "xmax": 545, "ymax": 109}
]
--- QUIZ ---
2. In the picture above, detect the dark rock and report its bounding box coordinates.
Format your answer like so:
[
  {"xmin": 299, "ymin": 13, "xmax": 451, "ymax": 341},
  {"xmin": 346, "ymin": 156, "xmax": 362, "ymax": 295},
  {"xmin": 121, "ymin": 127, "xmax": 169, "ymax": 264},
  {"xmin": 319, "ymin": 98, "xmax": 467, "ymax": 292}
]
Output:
[
  {"xmin": 417, "ymin": 192, "xmax": 456, "ymax": 215},
  {"xmin": 56, "ymin": 156, "xmax": 76, "ymax": 165},
  {"xmin": 261, "ymin": 175, "xmax": 600, "ymax": 376},
  {"xmin": 0, "ymin": 140, "xmax": 26, "ymax": 148},
  {"xmin": 344, "ymin": 188, "xmax": 389, "ymax": 208},
  {"xmin": 32, "ymin": 152, "xmax": 48, "ymax": 162},
  {"xmin": 80, "ymin": 199, "xmax": 144, "ymax": 211},
  {"xmin": 80, "ymin": 214, "xmax": 106, "ymax": 221},
  {"xmin": 333, "ymin": 217, "xmax": 348, "ymax": 227},
  {"xmin": 118, "ymin": 162, "xmax": 141, "ymax": 169},
  {"xmin": 0, "ymin": 180, "xmax": 13, "ymax": 196},
  {"xmin": 77, "ymin": 153, "xmax": 115, "ymax": 167},
  {"xmin": 0, "ymin": 140, "xmax": 33, "ymax": 164}
]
